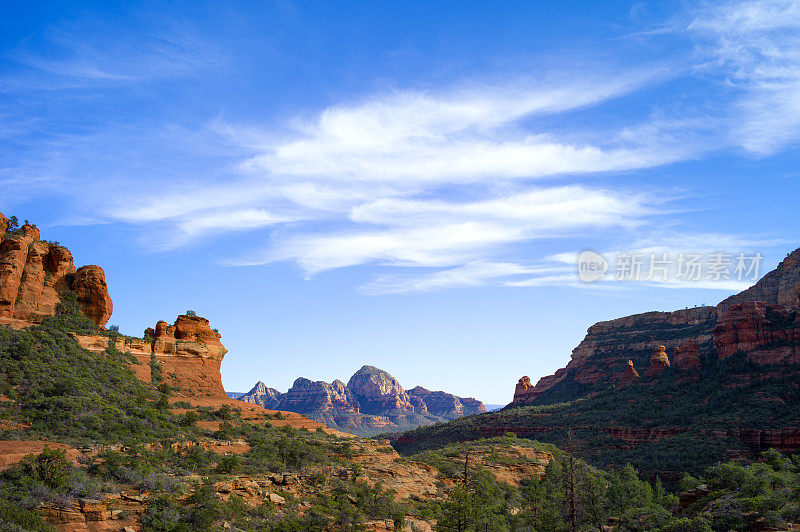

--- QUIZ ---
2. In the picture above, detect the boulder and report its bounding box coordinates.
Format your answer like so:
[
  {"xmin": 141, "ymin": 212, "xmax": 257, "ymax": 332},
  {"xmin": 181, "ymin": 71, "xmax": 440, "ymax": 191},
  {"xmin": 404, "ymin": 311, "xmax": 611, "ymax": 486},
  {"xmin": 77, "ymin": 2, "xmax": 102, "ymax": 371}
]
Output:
[{"xmin": 268, "ymin": 493, "xmax": 286, "ymax": 505}]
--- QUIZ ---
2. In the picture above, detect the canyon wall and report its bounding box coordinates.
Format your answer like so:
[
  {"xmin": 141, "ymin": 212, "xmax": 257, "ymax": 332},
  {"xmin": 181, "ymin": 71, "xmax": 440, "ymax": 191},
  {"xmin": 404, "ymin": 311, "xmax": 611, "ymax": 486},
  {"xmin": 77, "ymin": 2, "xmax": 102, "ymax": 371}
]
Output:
[{"xmin": 514, "ymin": 247, "xmax": 800, "ymax": 406}]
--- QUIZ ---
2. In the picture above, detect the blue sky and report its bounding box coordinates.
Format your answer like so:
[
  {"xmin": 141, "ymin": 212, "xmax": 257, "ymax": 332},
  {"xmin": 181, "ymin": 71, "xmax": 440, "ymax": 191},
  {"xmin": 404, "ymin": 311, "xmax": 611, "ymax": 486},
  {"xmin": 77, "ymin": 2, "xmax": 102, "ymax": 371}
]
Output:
[{"xmin": 1, "ymin": 0, "xmax": 799, "ymax": 403}]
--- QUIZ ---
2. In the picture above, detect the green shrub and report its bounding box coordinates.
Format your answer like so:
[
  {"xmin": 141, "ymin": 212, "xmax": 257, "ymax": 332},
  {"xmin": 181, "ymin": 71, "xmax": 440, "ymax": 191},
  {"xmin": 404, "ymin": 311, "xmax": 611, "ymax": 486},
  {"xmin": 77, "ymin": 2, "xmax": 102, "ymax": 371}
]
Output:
[
  {"xmin": 0, "ymin": 325, "xmax": 180, "ymax": 445},
  {"xmin": 0, "ymin": 499, "xmax": 54, "ymax": 531}
]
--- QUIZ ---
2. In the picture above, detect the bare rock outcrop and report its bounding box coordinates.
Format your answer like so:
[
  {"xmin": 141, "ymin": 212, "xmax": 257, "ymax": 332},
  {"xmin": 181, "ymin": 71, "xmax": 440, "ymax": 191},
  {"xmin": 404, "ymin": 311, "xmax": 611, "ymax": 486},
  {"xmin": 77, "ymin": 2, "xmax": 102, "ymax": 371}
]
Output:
[
  {"xmin": 138, "ymin": 314, "xmax": 228, "ymax": 397},
  {"xmin": 646, "ymin": 345, "xmax": 671, "ymax": 378},
  {"xmin": 674, "ymin": 340, "xmax": 702, "ymax": 371},
  {"xmin": 619, "ymin": 360, "xmax": 640, "ymax": 384},
  {"xmin": 71, "ymin": 265, "xmax": 113, "ymax": 327},
  {"xmin": 513, "ymin": 376, "xmax": 537, "ymax": 403},
  {"xmin": 145, "ymin": 315, "xmax": 227, "ymax": 360},
  {"xmin": 75, "ymin": 314, "xmax": 228, "ymax": 398},
  {"xmin": 720, "ymin": 247, "xmax": 800, "ymax": 309},
  {"xmin": 0, "ymin": 213, "xmax": 112, "ymax": 327},
  {"xmin": 713, "ymin": 301, "xmax": 799, "ymax": 364}
]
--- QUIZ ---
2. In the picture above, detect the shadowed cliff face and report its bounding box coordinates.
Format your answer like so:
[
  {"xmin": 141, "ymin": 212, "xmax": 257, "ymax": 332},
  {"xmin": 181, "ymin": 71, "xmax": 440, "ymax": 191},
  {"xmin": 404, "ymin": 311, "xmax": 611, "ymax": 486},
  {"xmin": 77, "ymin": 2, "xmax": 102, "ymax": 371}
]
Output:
[
  {"xmin": 0, "ymin": 212, "xmax": 112, "ymax": 327},
  {"xmin": 238, "ymin": 365, "xmax": 487, "ymax": 436},
  {"xmin": 514, "ymin": 246, "xmax": 800, "ymax": 406}
]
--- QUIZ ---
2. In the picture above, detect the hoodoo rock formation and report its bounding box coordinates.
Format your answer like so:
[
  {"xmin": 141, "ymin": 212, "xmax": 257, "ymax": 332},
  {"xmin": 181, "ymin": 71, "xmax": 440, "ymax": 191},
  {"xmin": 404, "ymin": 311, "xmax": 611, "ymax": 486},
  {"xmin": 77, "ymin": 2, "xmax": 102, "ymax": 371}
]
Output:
[
  {"xmin": 239, "ymin": 365, "xmax": 487, "ymax": 435},
  {"xmin": 620, "ymin": 360, "xmax": 640, "ymax": 384},
  {"xmin": 646, "ymin": 345, "xmax": 671, "ymax": 378},
  {"xmin": 0, "ymin": 213, "xmax": 112, "ymax": 327},
  {"xmin": 513, "ymin": 376, "xmax": 536, "ymax": 403},
  {"xmin": 70, "ymin": 266, "xmax": 113, "ymax": 326}
]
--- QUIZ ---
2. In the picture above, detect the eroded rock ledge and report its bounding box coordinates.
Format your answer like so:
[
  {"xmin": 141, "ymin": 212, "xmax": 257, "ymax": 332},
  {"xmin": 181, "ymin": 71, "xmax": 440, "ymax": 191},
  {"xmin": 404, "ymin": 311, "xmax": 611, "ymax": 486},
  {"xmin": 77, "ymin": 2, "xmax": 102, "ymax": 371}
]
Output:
[{"xmin": 74, "ymin": 314, "xmax": 228, "ymax": 398}]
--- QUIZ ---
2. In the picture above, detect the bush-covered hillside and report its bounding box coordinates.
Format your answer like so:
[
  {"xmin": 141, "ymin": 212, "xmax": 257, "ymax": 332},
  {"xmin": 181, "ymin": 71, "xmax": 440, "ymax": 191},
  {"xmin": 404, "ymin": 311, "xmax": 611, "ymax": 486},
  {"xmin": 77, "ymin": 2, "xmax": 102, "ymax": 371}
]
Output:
[
  {"xmin": 390, "ymin": 352, "xmax": 800, "ymax": 476},
  {"xmin": 0, "ymin": 294, "xmax": 182, "ymax": 445},
  {"xmin": 406, "ymin": 435, "xmax": 800, "ymax": 531}
]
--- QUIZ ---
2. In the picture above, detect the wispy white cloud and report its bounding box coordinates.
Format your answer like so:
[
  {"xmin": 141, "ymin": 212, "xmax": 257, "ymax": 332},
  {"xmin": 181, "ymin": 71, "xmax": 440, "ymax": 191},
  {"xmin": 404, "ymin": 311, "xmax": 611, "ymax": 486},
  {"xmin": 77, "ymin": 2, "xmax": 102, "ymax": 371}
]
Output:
[
  {"xmin": 6, "ymin": 0, "xmax": 795, "ymax": 295},
  {"xmin": 3, "ymin": 17, "xmax": 222, "ymax": 89},
  {"xmin": 230, "ymin": 185, "xmax": 654, "ymax": 275},
  {"xmin": 239, "ymin": 69, "xmax": 692, "ymax": 185},
  {"xmin": 689, "ymin": 0, "xmax": 800, "ymax": 154},
  {"xmin": 177, "ymin": 208, "xmax": 292, "ymax": 237},
  {"xmin": 361, "ymin": 261, "xmax": 570, "ymax": 294}
]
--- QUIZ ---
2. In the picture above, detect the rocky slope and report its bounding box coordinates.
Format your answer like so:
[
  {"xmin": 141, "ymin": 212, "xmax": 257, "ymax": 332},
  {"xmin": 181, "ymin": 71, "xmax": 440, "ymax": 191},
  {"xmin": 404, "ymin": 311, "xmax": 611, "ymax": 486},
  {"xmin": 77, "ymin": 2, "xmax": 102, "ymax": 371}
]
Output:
[
  {"xmin": 392, "ymin": 246, "xmax": 800, "ymax": 476},
  {"xmin": 239, "ymin": 365, "xmax": 486, "ymax": 436},
  {"xmin": 0, "ymin": 213, "xmax": 112, "ymax": 328}
]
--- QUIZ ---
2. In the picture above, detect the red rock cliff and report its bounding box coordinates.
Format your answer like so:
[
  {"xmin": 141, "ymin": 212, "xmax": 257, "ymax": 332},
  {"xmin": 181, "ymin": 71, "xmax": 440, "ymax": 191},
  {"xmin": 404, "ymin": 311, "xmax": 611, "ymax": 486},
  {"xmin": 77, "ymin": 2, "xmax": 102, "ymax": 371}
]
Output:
[
  {"xmin": 514, "ymin": 246, "xmax": 800, "ymax": 405},
  {"xmin": 75, "ymin": 314, "xmax": 228, "ymax": 398},
  {"xmin": 713, "ymin": 301, "xmax": 799, "ymax": 364},
  {"xmin": 142, "ymin": 315, "xmax": 228, "ymax": 398},
  {"xmin": 0, "ymin": 213, "xmax": 112, "ymax": 327}
]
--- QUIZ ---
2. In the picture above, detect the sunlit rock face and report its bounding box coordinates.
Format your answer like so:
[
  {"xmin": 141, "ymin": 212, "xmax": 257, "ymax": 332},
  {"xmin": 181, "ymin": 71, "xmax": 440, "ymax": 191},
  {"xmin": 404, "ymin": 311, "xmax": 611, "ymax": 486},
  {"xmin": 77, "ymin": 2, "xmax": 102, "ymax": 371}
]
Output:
[
  {"xmin": 238, "ymin": 365, "xmax": 487, "ymax": 435},
  {"xmin": 0, "ymin": 212, "xmax": 112, "ymax": 327}
]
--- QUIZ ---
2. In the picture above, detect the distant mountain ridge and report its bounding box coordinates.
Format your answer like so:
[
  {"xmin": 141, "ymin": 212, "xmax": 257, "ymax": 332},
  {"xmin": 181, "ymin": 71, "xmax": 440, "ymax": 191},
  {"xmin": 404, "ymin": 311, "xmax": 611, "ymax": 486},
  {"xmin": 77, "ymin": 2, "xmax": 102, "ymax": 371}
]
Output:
[{"xmin": 238, "ymin": 365, "xmax": 486, "ymax": 436}]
